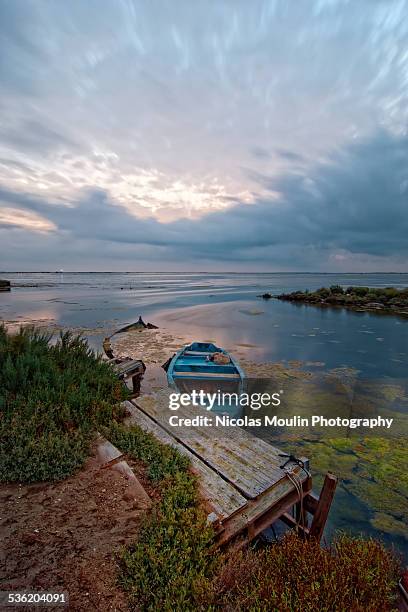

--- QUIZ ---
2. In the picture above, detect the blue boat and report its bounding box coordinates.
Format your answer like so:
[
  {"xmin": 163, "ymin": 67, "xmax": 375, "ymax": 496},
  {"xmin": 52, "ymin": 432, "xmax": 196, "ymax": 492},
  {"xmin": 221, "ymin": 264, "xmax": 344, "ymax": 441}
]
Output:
[{"xmin": 166, "ymin": 342, "xmax": 245, "ymax": 413}]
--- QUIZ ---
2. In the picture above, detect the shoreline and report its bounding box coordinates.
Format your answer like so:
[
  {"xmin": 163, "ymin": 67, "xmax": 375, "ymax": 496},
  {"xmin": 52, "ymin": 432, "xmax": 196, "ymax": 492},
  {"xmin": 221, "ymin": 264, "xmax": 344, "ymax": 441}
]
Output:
[
  {"xmin": 268, "ymin": 285, "xmax": 408, "ymax": 318},
  {"xmin": 277, "ymin": 298, "xmax": 408, "ymax": 318}
]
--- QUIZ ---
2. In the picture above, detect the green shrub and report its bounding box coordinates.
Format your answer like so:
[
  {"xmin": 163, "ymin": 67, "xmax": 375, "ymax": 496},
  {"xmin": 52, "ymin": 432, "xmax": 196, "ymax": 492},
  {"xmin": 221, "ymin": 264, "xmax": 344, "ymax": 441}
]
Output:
[
  {"xmin": 0, "ymin": 325, "xmax": 127, "ymax": 482},
  {"xmin": 366, "ymin": 291, "xmax": 380, "ymax": 302},
  {"xmin": 383, "ymin": 287, "xmax": 400, "ymax": 300},
  {"xmin": 316, "ymin": 287, "xmax": 330, "ymax": 298},
  {"xmin": 329, "ymin": 284, "xmax": 344, "ymax": 294},
  {"xmin": 351, "ymin": 286, "xmax": 370, "ymax": 297},
  {"xmin": 106, "ymin": 423, "xmax": 216, "ymax": 611},
  {"xmin": 280, "ymin": 286, "xmax": 408, "ymax": 310},
  {"xmin": 105, "ymin": 421, "xmax": 190, "ymax": 481}
]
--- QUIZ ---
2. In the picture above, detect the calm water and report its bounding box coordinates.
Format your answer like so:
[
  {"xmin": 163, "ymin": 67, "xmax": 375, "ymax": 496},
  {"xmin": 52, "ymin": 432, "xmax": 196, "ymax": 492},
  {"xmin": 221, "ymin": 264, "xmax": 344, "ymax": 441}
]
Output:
[
  {"xmin": 1, "ymin": 272, "xmax": 407, "ymax": 555},
  {"xmin": 1, "ymin": 272, "xmax": 407, "ymax": 379}
]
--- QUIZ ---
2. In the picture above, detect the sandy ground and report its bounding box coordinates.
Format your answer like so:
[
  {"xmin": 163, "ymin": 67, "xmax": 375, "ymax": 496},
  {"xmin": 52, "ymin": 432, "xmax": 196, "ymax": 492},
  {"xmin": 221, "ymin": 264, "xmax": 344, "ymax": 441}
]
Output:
[{"xmin": 0, "ymin": 450, "xmax": 153, "ymax": 611}]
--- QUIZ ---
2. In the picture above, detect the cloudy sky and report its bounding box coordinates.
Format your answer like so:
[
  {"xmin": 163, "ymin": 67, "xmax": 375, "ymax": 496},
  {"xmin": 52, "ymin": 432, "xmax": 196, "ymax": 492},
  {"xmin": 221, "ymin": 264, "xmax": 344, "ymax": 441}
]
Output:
[{"xmin": 1, "ymin": 0, "xmax": 408, "ymax": 271}]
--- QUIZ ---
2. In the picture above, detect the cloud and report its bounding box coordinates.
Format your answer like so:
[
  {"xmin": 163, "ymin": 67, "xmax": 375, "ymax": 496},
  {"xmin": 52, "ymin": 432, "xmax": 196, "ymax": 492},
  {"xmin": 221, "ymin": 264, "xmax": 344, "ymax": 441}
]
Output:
[
  {"xmin": 0, "ymin": 206, "xmax": 56, "ymax": 232},
  {"xmin": 251, "ymin": 147, "xmax": 270, "ymax": 160},
  {"xmin": 1, "ymin": 129, "xmax": 407, "ymax": 270},
  {"xmin": 0, "ymin": 120, "xmax": 80, "ymax": 155},
  {"xmin": 1, "ymin": 1, "xmax": 408, "ymax": 269},
  {"xmin": 275, "ymin": 149, "xmax": 305, "ymax": 163}
]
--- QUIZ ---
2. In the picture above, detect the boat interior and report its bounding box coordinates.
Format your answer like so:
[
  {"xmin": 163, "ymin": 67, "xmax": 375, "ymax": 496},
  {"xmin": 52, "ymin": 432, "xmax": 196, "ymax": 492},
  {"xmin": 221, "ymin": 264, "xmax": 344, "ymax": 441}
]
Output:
[{"xmin": 172, "ymin": 342, "xmax": 241, "ymax": 380}]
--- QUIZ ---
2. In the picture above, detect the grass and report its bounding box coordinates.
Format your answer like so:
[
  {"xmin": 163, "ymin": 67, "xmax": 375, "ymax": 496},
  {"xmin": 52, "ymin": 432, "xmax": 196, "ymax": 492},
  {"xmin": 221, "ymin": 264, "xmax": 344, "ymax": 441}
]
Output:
[
  {"xmin": 0, "ymin": 325, "xmax": 402, "ymax": 610},
  {"xmin": 104, "ymin": 422, "xmax": 217, "ymax": 611},
  {"xmin": 0, "ymin": 324, "xmax": 128, "ymax": 482}
]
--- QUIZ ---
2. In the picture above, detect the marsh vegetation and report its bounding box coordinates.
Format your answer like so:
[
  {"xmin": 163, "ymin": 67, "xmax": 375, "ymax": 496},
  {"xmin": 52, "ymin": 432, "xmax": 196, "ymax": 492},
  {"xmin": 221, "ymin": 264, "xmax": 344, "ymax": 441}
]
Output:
[
  {"xmin": 0, "ymin": 325, "xmax": 127, "ymax": 483},
  {"xmin": 274, "ymin": 285, "xmax": 408, "ymax": 315}
]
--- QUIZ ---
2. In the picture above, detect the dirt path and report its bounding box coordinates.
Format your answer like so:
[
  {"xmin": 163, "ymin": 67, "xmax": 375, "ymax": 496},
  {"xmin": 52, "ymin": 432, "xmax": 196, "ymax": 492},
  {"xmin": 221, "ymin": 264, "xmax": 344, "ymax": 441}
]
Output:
[{"xmin": 0, "ymin": 451, "xmax": 150, "ymax": 611}]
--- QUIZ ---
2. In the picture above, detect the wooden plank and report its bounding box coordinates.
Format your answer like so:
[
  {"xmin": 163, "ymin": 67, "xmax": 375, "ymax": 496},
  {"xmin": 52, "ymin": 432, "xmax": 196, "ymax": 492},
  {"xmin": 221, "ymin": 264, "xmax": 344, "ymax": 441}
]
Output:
[
  {"xmin": 280, "ymin": 512, "xmax": 310, "ymax": 536},
  {"xmin": 114, "ymin": 360, "xmax": 144, "ymax": 376},
  {"xmin": 136, "ymin": 396, "xmax": 281, "ymax": 497},
  {"xmin": 123, "ymin": 401, "xmax": 248, "ymax": 521},
  {"xmin": 138, "ymin": 389, "xmax": 287, "ymax": 462},
  {"xmin": 309, "ymin": 473, "xmax": 338, "ymax": 541},
  {"xmin": 134, "ymin": 391, "xmax": 301, "ymax": 499},
  {"xmin": 95, "ymin": 436, "xmax": 123, "ymax": 467},
  {"xmin": 304, "ymin": 491, "xmax": 319, "ymax": 515},
  {"xmin": 218, "ymin": 472, "xmax": 311, "ymax": 546},
  {"xmin": 122, "ymin": 396, "xmax": 314, "ymax": 547}
]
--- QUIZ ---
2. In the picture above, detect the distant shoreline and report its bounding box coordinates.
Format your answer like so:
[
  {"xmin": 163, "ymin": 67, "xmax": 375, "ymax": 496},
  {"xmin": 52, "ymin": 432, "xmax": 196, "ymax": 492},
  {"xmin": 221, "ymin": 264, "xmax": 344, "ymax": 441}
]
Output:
[{"xmin": 1, "ymin": 271, "xmax": 407, "ymax": 275}]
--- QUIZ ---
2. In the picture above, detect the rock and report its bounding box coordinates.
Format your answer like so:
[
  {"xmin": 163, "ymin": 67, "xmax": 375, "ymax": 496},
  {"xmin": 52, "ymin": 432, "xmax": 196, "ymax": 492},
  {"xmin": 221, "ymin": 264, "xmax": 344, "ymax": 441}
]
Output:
[
  {"xmin": 258, "ymin": 293, "xmax": 273, "ymax": 299},
  {"xmin": 0, "ymin": 279, "xmax": 11, "ymax": 292},
  {"xmin": 21, "ymin": 531, "xmax": 41, "ymax": 545}
]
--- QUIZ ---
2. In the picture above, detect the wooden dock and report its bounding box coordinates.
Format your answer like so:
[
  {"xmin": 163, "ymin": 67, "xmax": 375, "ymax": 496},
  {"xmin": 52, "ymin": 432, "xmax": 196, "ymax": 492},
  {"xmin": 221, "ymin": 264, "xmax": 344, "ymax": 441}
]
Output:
[
  {"xmin": 123, "ymin": 390, "xmax": 337, "ymax": 547},
  {"xmin": 103, "ymin": 340, "xmax": 146, "ymax": 395}
]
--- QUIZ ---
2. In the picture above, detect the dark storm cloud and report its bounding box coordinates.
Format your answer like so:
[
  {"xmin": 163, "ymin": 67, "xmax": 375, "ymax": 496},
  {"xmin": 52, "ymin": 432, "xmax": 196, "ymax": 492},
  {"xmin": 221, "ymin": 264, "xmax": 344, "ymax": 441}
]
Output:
[
  {"xmin": 0, "ymin": 186, "xmax": 54, "ymax": 216},
  {"xmin": 1, "ymin": 129, "xmax": 407, "ymax": 269}
]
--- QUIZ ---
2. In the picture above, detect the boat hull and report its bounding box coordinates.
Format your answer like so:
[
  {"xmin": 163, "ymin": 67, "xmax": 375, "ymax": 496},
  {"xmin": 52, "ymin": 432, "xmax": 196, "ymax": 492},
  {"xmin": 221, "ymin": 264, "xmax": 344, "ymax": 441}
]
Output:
[{"xmin": 166, "ymin": 342, "xmax": 245, "ymax": 415}]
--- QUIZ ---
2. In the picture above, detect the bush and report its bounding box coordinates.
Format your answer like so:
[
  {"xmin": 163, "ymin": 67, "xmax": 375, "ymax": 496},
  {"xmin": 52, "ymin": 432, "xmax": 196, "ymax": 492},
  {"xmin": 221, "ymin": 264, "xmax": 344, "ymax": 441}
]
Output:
[
  {"xmin": 366, "ymin": 291, "xmax": 381, "ymax": 302},
  {"xmin": 106, "ymin": 423, "xmax": 216, "ymax": 611},
  {"xmin": 316, "ymin": 287, "xmax": 330, "ymax": 298},
  {"xmin": 281, "ymin": 286, "xmax": 408, "ymax": 309},
  {"xmin": 329, "ymin": 285, "xmax": 344, "ymax": 294},
  {"xmin": 206, "ymin": 531, "xmax": 401, "ymax": 611},
  {"xmin": 105, "ymin": 421, "xmax": 190, "ymax": 481},
  {"xmin": 383, "ymin": 287, "xmax": 400, "ymax": 300},
  {"xmin": 351, "ymin": 286, "xmax": 370, "ymax": 297},
  {"xmin": 0, "ymin": 325, "xmax": 127, "ymax": 482}
]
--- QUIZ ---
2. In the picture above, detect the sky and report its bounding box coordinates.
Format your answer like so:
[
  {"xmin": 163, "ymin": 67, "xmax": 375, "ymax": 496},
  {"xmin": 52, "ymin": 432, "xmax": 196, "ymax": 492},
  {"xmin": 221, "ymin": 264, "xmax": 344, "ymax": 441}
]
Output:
[{"xmin": 0, "ymin": 0, "xmax": 408, "ymax": 272}]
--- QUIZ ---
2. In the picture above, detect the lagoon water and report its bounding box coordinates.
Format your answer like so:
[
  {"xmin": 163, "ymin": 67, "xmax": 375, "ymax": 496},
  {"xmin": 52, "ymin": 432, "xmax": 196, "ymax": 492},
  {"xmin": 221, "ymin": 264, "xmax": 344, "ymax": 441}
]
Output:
[
  {"xmin": 1, "ymin": 271, "xmax": 407, "ymax": 379},
  {"xmin": 1, "ymin": 271, "xmax": 408, "ymax": 556}
]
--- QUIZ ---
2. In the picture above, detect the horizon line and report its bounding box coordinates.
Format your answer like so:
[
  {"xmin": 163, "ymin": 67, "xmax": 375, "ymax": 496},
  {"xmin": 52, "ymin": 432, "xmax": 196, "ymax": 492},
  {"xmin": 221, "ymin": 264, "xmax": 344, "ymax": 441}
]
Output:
[{"xmin": 1, "ymin": 271, "xmax": 407, "ymax": 275}]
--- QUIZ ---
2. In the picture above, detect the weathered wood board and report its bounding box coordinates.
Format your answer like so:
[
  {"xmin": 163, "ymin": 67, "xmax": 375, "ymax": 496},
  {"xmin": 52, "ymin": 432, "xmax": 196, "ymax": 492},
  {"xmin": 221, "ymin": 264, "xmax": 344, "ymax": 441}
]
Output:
[
  {"xmin": 122, "ymin": 391, "xmax": 311, "ymax": 544},
  {"xmin": 124, "ymin": 401, "xmax": 247, "ymax": 520},
  {"xmin": 134, "ymin": 390, "xmax": 305, "ymax": 499}
]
